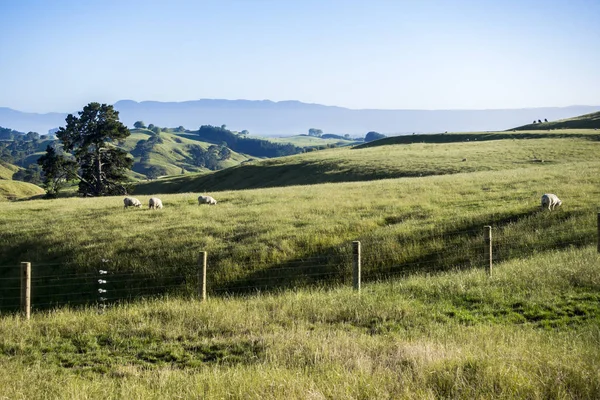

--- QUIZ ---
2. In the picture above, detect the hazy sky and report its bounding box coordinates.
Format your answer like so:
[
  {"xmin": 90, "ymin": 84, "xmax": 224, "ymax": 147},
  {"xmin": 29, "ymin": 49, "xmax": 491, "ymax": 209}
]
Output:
[{"xmin": 1, "ymin": 0, "xmax": 599, "ymax": 113}]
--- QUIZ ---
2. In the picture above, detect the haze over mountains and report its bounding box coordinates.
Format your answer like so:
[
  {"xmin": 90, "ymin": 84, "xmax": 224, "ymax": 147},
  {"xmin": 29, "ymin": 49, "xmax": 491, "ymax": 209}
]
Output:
[{"xmin": 1, "ymin": 100, "xmax": 598, "ymax": 136}]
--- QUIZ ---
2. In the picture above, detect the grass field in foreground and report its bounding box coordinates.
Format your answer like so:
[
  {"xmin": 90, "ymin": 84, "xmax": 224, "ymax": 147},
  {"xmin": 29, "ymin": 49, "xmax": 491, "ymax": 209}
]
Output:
[
  {"xmin": 0, "ymin": 246, "xmax": 598, "ymax": 399},
  {"xmin": 0, "ymin": 158, "xmax": 599, "ymax": 309}
]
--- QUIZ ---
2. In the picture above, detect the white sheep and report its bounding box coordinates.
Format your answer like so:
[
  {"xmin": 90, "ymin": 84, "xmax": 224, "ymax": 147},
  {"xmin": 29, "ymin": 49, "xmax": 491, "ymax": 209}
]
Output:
[
  {"xmin": 541, "ymin": 193, "xmax": 562, "ymax": 211},
  {"xmin": 198, "ymin": 195, "xmax": 217, "ymax": 205},
  {"xmin": 123, "ymin": 197, "xmax": 142, "ymax": 208},
  {"xmin": 149, "ymin": 197, "xmax": 163, "ymax": 210}
]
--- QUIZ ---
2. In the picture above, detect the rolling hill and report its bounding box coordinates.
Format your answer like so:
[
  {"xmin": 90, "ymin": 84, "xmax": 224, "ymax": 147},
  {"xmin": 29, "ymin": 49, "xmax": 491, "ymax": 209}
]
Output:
[
  {"xmin": 0, "ymin": 161, "xmax": 45, "ymax": 201},
  {"xmin": 133, "ymin": 129, "xmax": 600, "ymax": 194},
  {"xmin": 0, "ymin": 161, "xmax": 19, "ymax": 180},
  {"xmin": 512, "ymin": 110, "xmax": 600, "ymax": 130}
]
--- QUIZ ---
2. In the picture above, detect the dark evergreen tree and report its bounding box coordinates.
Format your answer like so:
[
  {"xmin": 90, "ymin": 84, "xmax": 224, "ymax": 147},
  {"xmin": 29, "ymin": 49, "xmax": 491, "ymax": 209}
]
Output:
[
  {"xmin": 55, "ymin": 102, "xmax": 133, "ymax": 196},
  {"xmin": 37, "ymin": 145, "xmax": 77, "ymax": 198}
]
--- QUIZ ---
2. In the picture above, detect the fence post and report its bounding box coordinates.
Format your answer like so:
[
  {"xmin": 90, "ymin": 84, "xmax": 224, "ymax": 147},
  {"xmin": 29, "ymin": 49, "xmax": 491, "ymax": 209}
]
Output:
[
  {"xmin": 484, "ymin": 226, "xmax": 492, "ymax": 276},
  {"xmin": 597, "ymin": 213, "xmax": 600, "ymax": 254},
  {"xmin": 198, "ymin": 252, "xmax": 207, "ymax": 301},
  {"xmin": 352, "ymin": 241, "xmax": 361, "ymax": 291},
  {"xmin": 20, "ymin": 262, "xmax": 31, "ymax": 320}
]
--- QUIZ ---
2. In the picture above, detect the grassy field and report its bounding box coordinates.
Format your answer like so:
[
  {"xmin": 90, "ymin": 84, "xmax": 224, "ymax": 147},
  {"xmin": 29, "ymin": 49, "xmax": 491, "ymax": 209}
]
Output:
[
  {"xmin": 1, "ymin": 133, "xmax": 599, "ymax": 308},
  {"xmin": 264, "ymin": 134, "xmax": 357, "ymax": 147},
  {"xmin": 134, "ymin": 130, "xmax": 600, "ymax": 193},
  {"xmin": 1, "ymin": 130, "xmax": 599, "ymax": 397},
  {"xmin": 0, "ymin": 246, "xmax": 598, "ymax": 398}
]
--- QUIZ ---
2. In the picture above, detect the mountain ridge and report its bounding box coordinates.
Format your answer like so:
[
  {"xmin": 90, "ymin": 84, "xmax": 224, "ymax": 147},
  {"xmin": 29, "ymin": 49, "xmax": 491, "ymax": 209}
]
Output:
[{"xmin": 1, "ymin": 100, "xmax": 598, "ymax": 136}]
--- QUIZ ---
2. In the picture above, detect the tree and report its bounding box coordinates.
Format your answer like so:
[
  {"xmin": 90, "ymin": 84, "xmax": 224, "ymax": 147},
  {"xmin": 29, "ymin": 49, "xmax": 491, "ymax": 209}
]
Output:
[
  {"xmin": 150, "ymin": 126, "xmax": 161, "ymax": 134},
  {"xmin": 146, "ymin": 165, "xmax": 166, "ymax": 180},
  {"xmin": 240, "ymin": 130, "xmax": 249, "ymax": 136},
  {"xmin": 538, "ymin": 119, "xmax": 542, "ymax": 124},
  {"xmin": 308, "ymin": 128, "xmax": 323, "ymax": 137},
  {"xmin": 55, "ymin": 102, "xmax": 133, "ymax": 196},
  {"xmin": 37, "ymin": 145, "xmax": 77, "ymax": 197},
  {"xmin": 364, "ymin": 131, "xmax": 386, "ymax": 142},
  {"xmin": 134, "ymin": 121, "xmax": 146, "ymax": 129},
  {"xmin": 544, "ymin": 118, "xmax": 548, "ymax": 123}
]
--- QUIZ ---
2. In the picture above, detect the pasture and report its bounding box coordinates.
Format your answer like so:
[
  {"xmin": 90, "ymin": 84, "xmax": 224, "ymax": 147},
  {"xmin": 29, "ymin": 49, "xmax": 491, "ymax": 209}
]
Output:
[
  {"xmin": 1, "ymin": 131, "xmax": 599, "ymax": 397},
  {"xmin": 0, "ymin": 247, "xmax": 599, "ymax": 398}
]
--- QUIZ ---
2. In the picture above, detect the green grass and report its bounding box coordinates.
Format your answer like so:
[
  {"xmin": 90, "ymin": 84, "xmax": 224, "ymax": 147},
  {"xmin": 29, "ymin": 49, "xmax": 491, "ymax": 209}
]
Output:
[
  {"xmin": 1, "ymin": 158, "xmax": 598, "ymax": 308},
  {"xmin": 0, "ymin": 179, "xmax": 45, "ymax": 201},
  {"xmin": 0, "ymin": 161, "xmax": 19, "ymax": 180},
  {"xmin": 0, "ymin": 247, "xmax": 598, "ymax": 398},
  {"xmin": 355, "ymin": 128, "xmax": 600, "ymax": 149},
  {"xmin": 264, "ymin": 134, "xmax": 357, "ymax": 147},
  {"xmin": 124, "ymin": 129, "xmax": 252, "ymax": 177},
  {"xmin": 513, "ymin": 111, "xmax": 600, "ymax": 130},
  {"xmin": 134, "ymin": 134, "xmax": 600, "ymax": 193},
  {"xmin": 1, "ymin": 130, "xmax": 600, "ymax": 397}
]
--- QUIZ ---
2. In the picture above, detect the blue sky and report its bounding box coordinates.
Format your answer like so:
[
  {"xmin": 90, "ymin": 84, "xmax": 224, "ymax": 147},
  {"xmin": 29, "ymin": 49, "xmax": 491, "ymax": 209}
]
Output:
[{"xmin": 1, "ymin": 0, "xmax": 599, "ymax": 112}]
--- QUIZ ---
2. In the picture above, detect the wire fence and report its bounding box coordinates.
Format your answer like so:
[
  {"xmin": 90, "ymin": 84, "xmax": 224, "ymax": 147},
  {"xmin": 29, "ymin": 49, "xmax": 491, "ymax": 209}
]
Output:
[{"xmin": 1, "ymin": 214, "xmax": 598, "ymax": 316}]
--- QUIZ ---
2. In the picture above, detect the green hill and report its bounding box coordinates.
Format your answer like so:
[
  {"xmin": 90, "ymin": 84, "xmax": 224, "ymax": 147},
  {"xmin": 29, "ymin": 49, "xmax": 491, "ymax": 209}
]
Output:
[
  {"xmin": 134, "ymin": 130, "xmax": 600, "ymax": 194},
  {"xmin": 0, "ymin": 180, "xmax": 45, "ymax": 201},
  {"xmin": 0, "ymin": 161, "xmax": 19, "ymax": 180},
  {"xmin": 123, "ymin": 129, "xmax": 252, "ymax": 177},
  {"xmin": 512, "ymin": 111, "xmax": 600, "ymax": 131}
]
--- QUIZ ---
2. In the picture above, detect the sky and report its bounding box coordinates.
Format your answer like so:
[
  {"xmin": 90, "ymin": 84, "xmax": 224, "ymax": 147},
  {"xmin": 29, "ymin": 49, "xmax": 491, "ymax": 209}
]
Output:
[{"xmin": 1, "ymin": 0, "xmax": 599, "ymax": 113}]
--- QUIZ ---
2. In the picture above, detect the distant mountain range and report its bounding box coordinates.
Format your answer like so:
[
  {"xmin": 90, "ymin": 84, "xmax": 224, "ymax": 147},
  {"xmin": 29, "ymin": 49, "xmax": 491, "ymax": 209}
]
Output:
[{"xmin": 1, "ymin": 100, "xmax": 599, "ymax": 136}]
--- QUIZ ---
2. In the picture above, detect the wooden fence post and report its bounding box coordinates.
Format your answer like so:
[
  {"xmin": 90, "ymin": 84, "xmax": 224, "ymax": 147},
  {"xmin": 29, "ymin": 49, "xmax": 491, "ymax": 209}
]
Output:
[
  {"xmin": 484, "ymin": 226, "xmax": 492, "ymax": 276},
  {"xmin": 20, "ymin": 262, "xmax": 31, "ymax": 320},
  {"xmin": 198, "ymin": 252, "xmax": 207, "ymax": 301},
  {"xmin": 352, "ymin": 241, "xmax": 361, "ymax": 291},
  {"xmin": 597, "ymin": 213, "xmax": 600, "ymax": 254}
]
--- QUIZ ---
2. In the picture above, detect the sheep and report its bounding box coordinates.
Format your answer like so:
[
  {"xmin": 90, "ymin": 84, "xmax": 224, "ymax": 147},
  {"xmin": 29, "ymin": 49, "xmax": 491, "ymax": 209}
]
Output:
[
  {"xmin": 541, "ymin": 193, "xmax": 562, "ymax": 211},
  {"xmin": 148, "ymin": 197, "xmax": 163, "ymax": 210},
  {"xmin": 198, "ymin": 195, "xmax": 217, "ymax": 205},
  {"xmin": 123, "ymin": 197, "xmax": 142, "ymax": 208}
]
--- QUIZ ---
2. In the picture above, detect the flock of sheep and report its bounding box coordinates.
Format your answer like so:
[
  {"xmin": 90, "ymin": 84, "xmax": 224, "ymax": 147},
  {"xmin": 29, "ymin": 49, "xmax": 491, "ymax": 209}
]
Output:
[
  {"xmin": 122, "ymin": 193, "xmax": 562, "ymax": 212},
  {"xmin": 123, "ymin": 195, "xmax": 217, "ymax": 209}
]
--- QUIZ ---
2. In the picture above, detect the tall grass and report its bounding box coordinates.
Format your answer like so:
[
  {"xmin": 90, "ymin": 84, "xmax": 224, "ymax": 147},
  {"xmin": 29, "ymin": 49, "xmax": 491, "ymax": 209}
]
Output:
[{"xmin": 0, "ymin": 247, "xmax": 598, "ymax": 398}]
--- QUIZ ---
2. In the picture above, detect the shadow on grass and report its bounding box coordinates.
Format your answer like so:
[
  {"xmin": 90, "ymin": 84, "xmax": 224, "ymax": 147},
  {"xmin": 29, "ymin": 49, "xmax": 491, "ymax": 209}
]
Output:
[
  {"xmin": 209, "ymin": 208, "xmax": 593, "ymax": 297},
  {"xmin": 0, "ymin": 207, "xmax": 593, "ymax": 310}
]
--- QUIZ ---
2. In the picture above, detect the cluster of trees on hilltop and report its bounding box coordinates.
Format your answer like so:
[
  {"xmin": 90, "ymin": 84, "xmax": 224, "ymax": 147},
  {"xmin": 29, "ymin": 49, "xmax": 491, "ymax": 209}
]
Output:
[
  {"xmin": 197, "ymin": 125, "xmax": 302, "ymax": 157},
  {"xmin": 187, "ymin": 143, "xmax": 231, "ymax": 170}
]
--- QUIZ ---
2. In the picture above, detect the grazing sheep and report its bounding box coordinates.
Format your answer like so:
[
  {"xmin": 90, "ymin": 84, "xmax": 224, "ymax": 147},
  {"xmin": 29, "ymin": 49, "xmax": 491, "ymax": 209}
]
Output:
[
  {"xmin": 149, "ymin": 197, "xmax": 163, "ymax": 210},
  {"xmin": 198, "ymin": 195, "xmax": 217, "ymax": 205},
  {"xmin": 123, "ymin": 197, "xmax": 142, "ymax": 208},
  {"xmin": 541, "ymin": 193, "xmax": 562, "ymax": 211}
]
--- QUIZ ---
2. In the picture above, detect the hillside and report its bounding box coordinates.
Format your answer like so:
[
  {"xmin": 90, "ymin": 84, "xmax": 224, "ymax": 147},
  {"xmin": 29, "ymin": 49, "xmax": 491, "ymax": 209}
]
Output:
[
  {"xmin": 0, "ymin": 161, "xmax": 44, "ymax": 200},
  {"xmin": 0, "ymin": 161, "xmax": 19, "ymax": 180},
  {"xmin": 1, "ymin": 129, "xmax": 599, "ymax": 396},
  {"xmin": 134, "ymin": 129, "xmax": 600, "ymax": 194},
  {"xmin": 0, "ymin": 180, "xmax": 45, "ymax": 201},
  {"xmin": 512, "ymin": 110, "xmax": 600, "ymax": 131},
  {"xmin": 1, "ymin": 133, "xmax": 599, "ymax": 301},
  {"xmin": 123, "ymin": 128, "xmax": 252, "ymax": 177}
]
